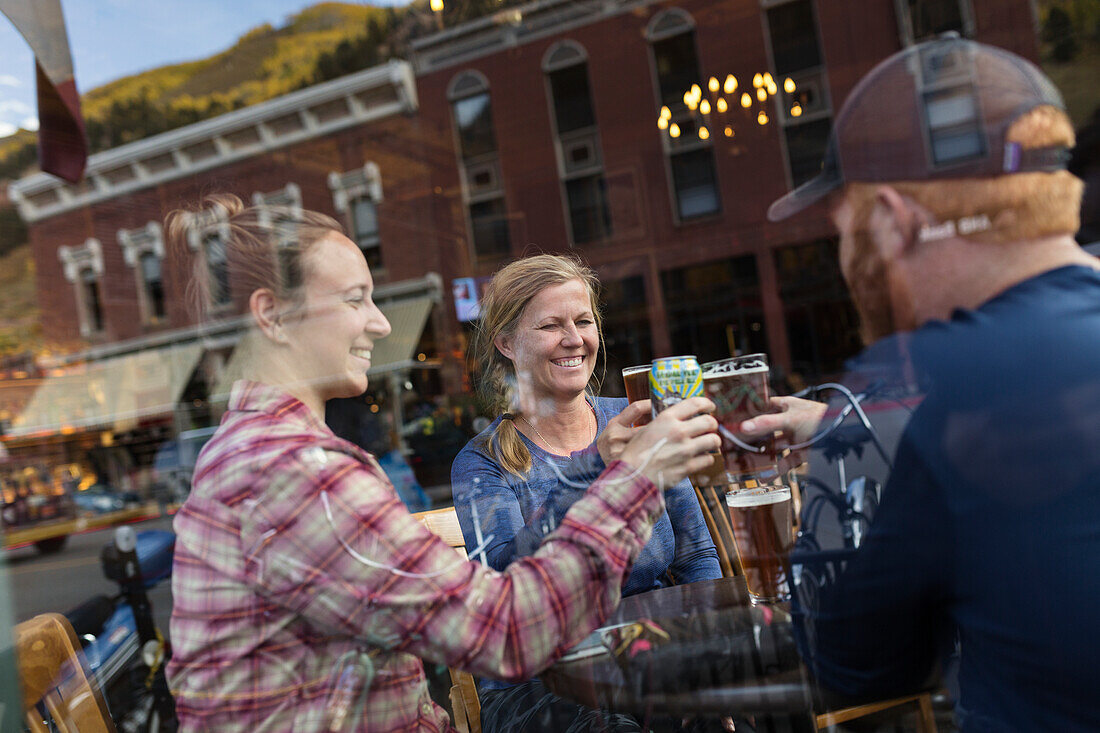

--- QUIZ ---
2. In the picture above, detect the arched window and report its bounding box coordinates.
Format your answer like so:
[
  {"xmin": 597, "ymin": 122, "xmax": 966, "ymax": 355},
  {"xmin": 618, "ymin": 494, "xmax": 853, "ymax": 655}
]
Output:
[
  {"xmin": 448, "ymin": 70, "xmax": 511, "ymax": 264},
  {"xmin": 543, "ymin": 41, "xmax": 611, "ymax": 245},
  {"xmin": 646, "ymin": 9, "xmax": 720, "ymax": 221}
]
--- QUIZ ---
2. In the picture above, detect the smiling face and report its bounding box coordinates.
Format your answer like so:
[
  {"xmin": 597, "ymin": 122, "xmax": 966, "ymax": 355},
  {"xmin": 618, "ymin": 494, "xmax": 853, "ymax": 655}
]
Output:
[
  {"xmin": 495, "ymin": 278, "xmax": 600, "ymax": 406},
  {"xmin": 281, "ymin": 233, "xmax": 391, "ymax": 407}
]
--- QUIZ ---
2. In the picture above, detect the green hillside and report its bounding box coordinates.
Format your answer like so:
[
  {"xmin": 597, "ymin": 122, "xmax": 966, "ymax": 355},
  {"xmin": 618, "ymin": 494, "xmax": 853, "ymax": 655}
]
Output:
[{"xmin": 0, "ymin": 2, "xmax": 413, "ymax": 179}]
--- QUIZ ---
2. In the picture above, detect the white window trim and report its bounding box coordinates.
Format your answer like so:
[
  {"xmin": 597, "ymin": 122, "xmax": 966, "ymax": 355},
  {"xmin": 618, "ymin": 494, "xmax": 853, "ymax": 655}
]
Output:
[
  {"xmin": 58, "ymin": 237, "xmax": 104, "ymax": 283},
  {"xmin": 183, "ymin": 207, "xmax": 231, "ymax": 252},
  {"xmin": 118, "ymin": 222, "xmax": 166, "ymax": 325},
  {"xmin": 58, "ymin": 239, "xmax": 105, "ymax": 337},
  {"xmin": 327, "ymin": 163, "xmax": 384, "ymax": 214},
  {"xmin": 251, "ymin": 182, "xmax": 303, "ymax": 227}
]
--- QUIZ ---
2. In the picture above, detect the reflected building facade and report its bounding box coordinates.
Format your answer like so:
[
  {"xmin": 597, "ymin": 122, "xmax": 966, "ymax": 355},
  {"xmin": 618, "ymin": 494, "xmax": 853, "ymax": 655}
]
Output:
[{"xmin": 6, "ymin": 0, "xmax": 1040, "ymax": 489}]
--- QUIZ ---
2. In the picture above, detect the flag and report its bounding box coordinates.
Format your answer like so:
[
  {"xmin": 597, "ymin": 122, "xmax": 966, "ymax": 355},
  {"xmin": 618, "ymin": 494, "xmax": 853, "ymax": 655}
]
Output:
[{"xmin": 0, "ymin": 0, "xmax": 86, "ymax": 182}]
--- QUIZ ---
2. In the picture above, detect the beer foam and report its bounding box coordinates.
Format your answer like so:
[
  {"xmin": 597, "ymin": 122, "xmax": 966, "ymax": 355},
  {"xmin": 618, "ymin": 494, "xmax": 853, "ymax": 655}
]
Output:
[
  {"xmin": 703, "ymin": 354, "xmax": 768, "ymax": 376},
  {"xmin": 622, "ymin": 365, "xmax": 650, "ymax": 375},
  {"xmin": 725, "ymin": 486, "xmax": 791, "ymax": 507}
]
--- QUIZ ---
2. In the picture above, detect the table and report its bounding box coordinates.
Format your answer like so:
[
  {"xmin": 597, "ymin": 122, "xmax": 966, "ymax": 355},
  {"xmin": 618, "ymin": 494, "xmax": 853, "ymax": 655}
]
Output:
[{"xmin": 540, "ymin": 577, "xmax": 815, "ymax": 719}]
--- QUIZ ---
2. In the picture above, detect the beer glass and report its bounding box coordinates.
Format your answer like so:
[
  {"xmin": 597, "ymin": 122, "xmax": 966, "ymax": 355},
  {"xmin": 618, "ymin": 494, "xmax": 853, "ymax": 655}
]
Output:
[
  {"xmin": 702, "ymin": 354, "xmax": 778, "ymax": 485},
  {"xmin": 621, "ymin": 364, "xmax": 652, "ymax": 426},
  {"xmin": 725, "ymin": 485, "xmax": 793, "ymax": 603}
]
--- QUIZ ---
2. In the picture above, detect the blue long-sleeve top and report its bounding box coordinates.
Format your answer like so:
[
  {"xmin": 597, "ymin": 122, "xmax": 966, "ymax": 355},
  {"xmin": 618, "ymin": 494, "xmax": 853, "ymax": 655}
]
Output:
[{"xmin": 451, "ymin": 395, "xmax": 721, "ymax": 689}]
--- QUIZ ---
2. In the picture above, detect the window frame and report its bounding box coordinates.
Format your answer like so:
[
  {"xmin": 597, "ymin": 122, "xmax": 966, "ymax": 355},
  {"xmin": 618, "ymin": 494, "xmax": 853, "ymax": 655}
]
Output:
[
  {"xmin": 894, "ymin": 0, "xmax": 975, "ymax": 46},
  {"xmin": 645, "ymin": 9, "xmax": 723, "ymax": 224},
  {"xmin": 448, "ymin": 70, "xmax": 512, "ymax": 266},
  {"xmin": 58, "ymin": 238, "xmax": 106, "ymax": 337},
  {"xmin": 329, "ymin": 163, "xmax": 385, "ymax": 275},
  {"xmin": 117, "ymin": 221, "xmax": 167, "ymax": 326},
  {"xmin": 542, "ymin": 40, "xmax": 612, "ymax": 246}
]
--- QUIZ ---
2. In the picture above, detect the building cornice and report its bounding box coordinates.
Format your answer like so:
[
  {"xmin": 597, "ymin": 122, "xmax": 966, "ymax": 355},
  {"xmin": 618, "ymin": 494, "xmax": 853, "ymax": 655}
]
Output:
[
  {"xmin": 411, "ymin": 0, "xmax": 658, "ymax": 75},
  {"xmin": 10, "ymin": 60, "xmax": 418, "ymax": 224}
]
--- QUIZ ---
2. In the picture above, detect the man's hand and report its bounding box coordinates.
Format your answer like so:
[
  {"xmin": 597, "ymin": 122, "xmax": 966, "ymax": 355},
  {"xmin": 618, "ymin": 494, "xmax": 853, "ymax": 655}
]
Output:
[
  {"xmin": 739, "ymin": 395, "xmax": 827, "ymax": 445},
  {"xmin": 619, "ymin": 397, "xmax": 720, "ymax": 491},
  {"xmin": 597, "ymin": 400, "xmax": 651, "ymax": 464}
]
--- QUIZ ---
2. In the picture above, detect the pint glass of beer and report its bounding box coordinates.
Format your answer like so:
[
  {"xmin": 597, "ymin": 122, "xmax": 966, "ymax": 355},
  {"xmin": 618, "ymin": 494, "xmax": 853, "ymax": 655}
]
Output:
[
  {"xmin": 725, "ymin": 485, "xmax": 793, "ymax": 603},
  {"xmin": 702, "ymin": 354, "xmax": 778, "ymax": 484},
  {"xmin": 621, "ymin": 364, "xmax": 652, "ymax": 425}
]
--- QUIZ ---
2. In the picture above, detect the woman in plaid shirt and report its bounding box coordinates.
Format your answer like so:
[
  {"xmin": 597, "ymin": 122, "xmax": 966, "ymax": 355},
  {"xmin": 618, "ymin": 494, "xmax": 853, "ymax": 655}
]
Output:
[{"xmin": 165, "ymin": 194, "xmax": 720, "ymax": 732}]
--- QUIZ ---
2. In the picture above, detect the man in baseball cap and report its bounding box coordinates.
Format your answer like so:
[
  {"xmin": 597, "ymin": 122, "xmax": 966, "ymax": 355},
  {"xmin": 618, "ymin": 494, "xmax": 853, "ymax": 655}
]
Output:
[{"xmin": 744, "ymin": 35, "xmax": 1100, "ymax": 730}]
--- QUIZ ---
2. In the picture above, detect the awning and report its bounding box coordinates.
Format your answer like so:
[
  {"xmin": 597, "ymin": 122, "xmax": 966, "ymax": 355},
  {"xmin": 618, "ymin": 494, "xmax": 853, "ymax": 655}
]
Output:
[
  {"xmin": 211, "ymin": 296, "xmax": 436, "ymax": 399},
  {"xmin": 9, "ymin": 343, "xmax": 203, "ymax": 438}
]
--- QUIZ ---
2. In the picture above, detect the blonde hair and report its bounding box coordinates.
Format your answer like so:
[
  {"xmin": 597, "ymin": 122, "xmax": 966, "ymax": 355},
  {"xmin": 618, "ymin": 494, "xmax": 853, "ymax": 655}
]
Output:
[
  {"xmin": 845, "ymin": 106, "xmax": 1082, "ymax": 242},
  {"xmin": 471, "ymin": 254, "xmax": 604, "ymax": 477}
]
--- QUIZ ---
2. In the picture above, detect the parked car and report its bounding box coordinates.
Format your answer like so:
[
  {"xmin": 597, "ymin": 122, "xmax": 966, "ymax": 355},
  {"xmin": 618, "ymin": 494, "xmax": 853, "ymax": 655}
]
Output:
[{"xmin": 73, "ymin": 485, "xmax": 140, "ymax": 515}]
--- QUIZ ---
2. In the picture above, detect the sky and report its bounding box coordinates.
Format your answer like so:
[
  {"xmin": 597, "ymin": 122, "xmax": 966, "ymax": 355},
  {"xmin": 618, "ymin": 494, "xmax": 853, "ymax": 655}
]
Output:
[{"xmin": 0, "ymin": 0, "xmax": 411, "ymax": 139}]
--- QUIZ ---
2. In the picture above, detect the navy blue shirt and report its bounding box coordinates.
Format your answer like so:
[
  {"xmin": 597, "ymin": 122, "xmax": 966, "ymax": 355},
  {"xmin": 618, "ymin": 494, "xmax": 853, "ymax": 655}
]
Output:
[
  {"xmin": 797, "ymin": 266, "xmax": 1100, "ymax": 732},
  {"xmin": 451, "ymin": 396, "xmax": 721, "ymax": 689}
]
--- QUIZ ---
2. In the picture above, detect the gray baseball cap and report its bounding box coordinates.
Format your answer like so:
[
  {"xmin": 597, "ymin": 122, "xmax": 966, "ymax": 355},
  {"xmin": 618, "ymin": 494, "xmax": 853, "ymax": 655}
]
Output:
[{"xmin": 767, "ymin": 35, "xmax": 1071, "ymax": 222}]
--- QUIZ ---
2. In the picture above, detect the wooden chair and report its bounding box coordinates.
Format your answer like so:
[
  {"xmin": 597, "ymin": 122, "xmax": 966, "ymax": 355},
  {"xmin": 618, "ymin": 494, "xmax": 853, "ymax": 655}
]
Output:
[
  {"xmin": 15, "ymin": 612, "xmax": 117, "ymax": 733},
  {"xmin": 413, "ymin": 506, "xmax": 481, "ymax": 733},
  {"xmin": 816, "ymin": 693, "xmax": 936, "ymax": 731}
]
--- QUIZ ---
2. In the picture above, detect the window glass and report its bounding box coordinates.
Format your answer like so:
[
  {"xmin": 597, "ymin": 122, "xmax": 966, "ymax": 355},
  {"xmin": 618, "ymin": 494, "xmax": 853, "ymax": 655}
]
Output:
[
  {"xmin": 140, "ymin": 251, "xmax": 166, "ymax": 320},
  {"xmin": 907, "ymin": 0, "xmax": 966, "ymax": 40},
  {"xmin": 660, "ymin": 255, "xmax": 766, "ymax": 362},
  {"xmin": 203, "ymin": 232, "xmax": 231, "ymax": 306},
  {"xmin": 469, "ymin": 198, "xmax": 511, "ymax": 261},
  {"xmin": 548, "ymin": 64, "xmax": 596, "ymax": 134},
  {"xmin": 81, "ymin": 267, "xmax": 103, "ymax": 332},
  {"xmin": 600, "ymin": 275, "xmax": 652, "ymax": 395},
  {"xmin": 784, "ymin": 117, "xmax": 832, "ymax": 186},
  {"xmin": 767, "ymin": 0, "xmax": 822, "ymax": 76},
  {"xmin": 652, "ymin": 32, "xmax": 702, "ymax": 109},
  {"xmin": 453, "ymin": 93, "xmax": 497, "ymax": 160},
  {"xmin": 669, "ymin": 149, "xmax": 720, "ymax": 219},
  {"xmin": 564, "ymin": 174, "xmax": 611, "ymax": 244}
]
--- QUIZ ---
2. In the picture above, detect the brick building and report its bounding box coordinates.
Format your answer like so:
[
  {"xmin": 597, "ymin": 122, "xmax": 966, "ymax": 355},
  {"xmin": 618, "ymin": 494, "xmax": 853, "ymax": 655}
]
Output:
[{"xmin": 6, "ymin": 0, "xmax": 1041, "ymax": 488}]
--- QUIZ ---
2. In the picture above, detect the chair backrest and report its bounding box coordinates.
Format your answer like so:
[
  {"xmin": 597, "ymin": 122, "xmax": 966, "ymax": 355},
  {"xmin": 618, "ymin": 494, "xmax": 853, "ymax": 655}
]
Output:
[
  {"xmin": 16, "ymin": 612, "xmax": 116, "ymax": 733},
  {"xmin": 413, "ymin": 506, "xmax": 468, "ymax": 559},
  {"xmin": 411, "ymin": 506, "xmax": 481, "ymax": 733}
]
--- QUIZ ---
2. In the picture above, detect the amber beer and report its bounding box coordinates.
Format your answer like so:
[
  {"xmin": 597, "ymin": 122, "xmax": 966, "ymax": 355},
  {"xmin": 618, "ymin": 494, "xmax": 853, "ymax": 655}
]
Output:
[
  {"xmin": 703, "ymin": 354, "xmax": 777, "ymax": 484},
  {"xmin": 621, "ymin": 365, "xmax": 652, "ymax": 425},
  {"xmin": 726, "ymin": 486, "xmax": 793, "ymax": 603}
]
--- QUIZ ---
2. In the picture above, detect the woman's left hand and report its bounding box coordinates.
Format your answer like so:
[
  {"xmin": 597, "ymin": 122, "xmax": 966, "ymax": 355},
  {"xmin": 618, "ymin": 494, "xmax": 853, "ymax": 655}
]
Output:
[{"xmin": 597, "ymin": 400, "xmax": 650, "ymax": 464}]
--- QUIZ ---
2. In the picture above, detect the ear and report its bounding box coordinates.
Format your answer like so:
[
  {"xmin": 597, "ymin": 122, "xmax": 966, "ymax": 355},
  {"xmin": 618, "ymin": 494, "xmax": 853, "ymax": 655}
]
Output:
[
  {"xmin": 494, "ymin": 333, "xmax": 515, "ymax": 361},
  {"xmin": 249, "ymin": 288, "xmax": 287, "ymax": 343},
  {"xmin": 872, "ymin": 185, "xmax": 920, "ymax": 260}
]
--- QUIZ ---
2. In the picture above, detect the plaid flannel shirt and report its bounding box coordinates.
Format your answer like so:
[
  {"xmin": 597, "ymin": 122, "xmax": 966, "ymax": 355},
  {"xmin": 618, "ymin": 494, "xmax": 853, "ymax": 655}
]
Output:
[{"xmin": 167, "ymin": 381, "xmax": 664, "ymax": 732}]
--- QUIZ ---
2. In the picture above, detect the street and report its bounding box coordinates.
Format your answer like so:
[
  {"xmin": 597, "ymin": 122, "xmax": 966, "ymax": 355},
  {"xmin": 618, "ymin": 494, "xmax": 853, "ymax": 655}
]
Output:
[{"xmin": 4, "ymin": 516, "xmax": 175, "ymax": 638}]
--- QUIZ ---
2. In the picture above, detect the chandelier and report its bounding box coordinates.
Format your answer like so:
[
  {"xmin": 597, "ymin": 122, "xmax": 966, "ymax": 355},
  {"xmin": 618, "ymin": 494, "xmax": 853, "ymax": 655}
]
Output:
[{"xmin": 658, "ymin": 73, "xmax": 801, "ymax": 141}]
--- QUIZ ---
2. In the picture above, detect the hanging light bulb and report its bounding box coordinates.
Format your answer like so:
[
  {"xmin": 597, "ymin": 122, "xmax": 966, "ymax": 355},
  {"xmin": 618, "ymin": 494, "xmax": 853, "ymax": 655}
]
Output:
[
  {"xmin": 766, "ymin": 79, "xmax": 777, "ymax": 96},
  {"xmin": 756, "ymin": 87, "xmax": 767, "ymax": 102},
  {"xmin": 753, "ymin": 73, "xmax": 763, "ymax": 88},
  {"xmin": 690, "ymin": 84, "xmax": 702, "ymax": 100},
  {"xmin": 670, "ymin": 123, "xmax": 681, "ymax": 138},
  {"xmin": 784, "ymin": 77, "xmax": 796, "ymax": 94},
  {"xmin": 660, "ymin": 105, "xmax": 671, "ymax": 120},
  {"xmin": 687, "ymin": 96, "xmax": 699, "ymax": 111},
  {"xmin": 791, "ymin": 103, "xmax": 803, "ymax": 117},
  {"xmin": 700, "ymin": 99, "xmax": 711, "ymax": 115},
  {"xmin": 741, "ymin": 92, "xmax": 752, "ymax": 108},
  {"xmin": 658, "ymin": 116, "xmax": 669, "ymax": 130},
  {"xmin": 708, "ymin": 76, "xmax": 720, "ymax": 93},
  {"xmin": 724, "ymin": 125, "xmax": 734, "ymax": 137},
  {"xmin": 431, "ymin": 0, "xmax": 444, "ymax": 11},
  {"xmin": 716, "ymin": 97, "xmax": 728, "ymax": 113},
  {"xmin": 763, "ymin": 72, "xmax": 774, "ymax": 86},
  {"xmin": 683, "ymin": 90, "xmax": 693, "ymax": 106},
  {"xmin": 724, "ymin": 75, "xmax": 737, "ymax": 94},
  {"xmin": 699, "ymin": 126, "xmax": 710, "ymax": 140},
  {"xmin": 757, "ymin": 110, "xmax": 768, "ymax": 125}
]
